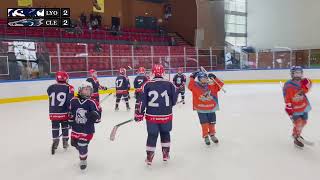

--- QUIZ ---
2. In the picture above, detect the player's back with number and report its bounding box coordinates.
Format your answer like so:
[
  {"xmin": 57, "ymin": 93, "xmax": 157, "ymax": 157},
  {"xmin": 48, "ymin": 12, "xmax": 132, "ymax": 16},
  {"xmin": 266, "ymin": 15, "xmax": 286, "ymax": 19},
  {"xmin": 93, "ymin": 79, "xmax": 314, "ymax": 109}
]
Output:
[
  {"xmin": 116, "ymin": 75, "xmax": 130, "ymax": 93},
  {"xmin": 134, "ymin": 75, "xmax": 148, "ymax": 90},
  {"xmin": 141, "ymin": 78, "xmax": 177, "ymax": 122},
  {"xmin": 47, "ymin": 82, "xmax": 74, "ymax": 121}
]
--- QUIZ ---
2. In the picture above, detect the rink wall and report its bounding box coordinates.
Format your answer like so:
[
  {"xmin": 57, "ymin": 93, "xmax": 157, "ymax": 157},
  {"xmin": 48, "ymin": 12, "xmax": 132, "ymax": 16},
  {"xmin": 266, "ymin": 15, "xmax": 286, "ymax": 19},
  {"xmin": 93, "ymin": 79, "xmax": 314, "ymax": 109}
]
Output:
[{"xmin": 0, "ymin": 69, "xmax": 319, "ymax": 104}]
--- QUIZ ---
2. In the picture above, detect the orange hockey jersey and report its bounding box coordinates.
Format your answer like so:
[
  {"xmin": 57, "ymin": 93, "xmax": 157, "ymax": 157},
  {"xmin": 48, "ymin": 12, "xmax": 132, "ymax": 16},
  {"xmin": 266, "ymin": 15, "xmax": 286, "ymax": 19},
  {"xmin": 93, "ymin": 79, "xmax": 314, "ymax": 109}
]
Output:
[
  {"xmin": 188, "ymin": 77, "xmax": 224, "ymax": 112},
  {"xmin": 283, "ymin": 80, "xmax": 311, "ymax": 115}
]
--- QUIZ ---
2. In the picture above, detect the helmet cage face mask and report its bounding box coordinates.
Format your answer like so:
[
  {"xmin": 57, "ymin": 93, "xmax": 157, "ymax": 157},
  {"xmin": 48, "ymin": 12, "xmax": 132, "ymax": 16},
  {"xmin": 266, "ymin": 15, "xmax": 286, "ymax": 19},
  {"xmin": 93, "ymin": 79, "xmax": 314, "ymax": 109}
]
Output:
[{"xmin": 292, "ymin": 71, "xmax": 303, "ymax": 80}]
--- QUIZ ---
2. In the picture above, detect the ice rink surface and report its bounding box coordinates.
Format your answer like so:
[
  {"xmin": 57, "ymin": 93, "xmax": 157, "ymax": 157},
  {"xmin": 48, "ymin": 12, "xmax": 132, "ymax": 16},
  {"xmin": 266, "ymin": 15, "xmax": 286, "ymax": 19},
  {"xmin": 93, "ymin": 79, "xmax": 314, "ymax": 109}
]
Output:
[{"xmin": 1, "ymin": 83, "xmax": 320, "ymax": 180}]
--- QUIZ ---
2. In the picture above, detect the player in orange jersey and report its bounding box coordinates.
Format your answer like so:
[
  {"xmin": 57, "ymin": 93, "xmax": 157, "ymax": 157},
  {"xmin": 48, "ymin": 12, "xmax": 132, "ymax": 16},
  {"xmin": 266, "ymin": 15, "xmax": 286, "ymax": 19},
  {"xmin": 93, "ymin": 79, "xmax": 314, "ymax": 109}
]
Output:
[
  {"xmin": 283, "ymin": 66, "xmax": 313, "ymax": 148},
  {"xmin": 188, "ymin": 71, "xmax": 224, "ymax": 145}
]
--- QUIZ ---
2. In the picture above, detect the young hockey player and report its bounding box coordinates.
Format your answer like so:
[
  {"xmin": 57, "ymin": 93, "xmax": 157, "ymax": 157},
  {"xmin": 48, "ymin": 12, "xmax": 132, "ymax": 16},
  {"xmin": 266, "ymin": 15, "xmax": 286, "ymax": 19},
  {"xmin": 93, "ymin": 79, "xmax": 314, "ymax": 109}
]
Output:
[
  {"xmin": 134, "ymin": 67, "xmax": 148, "ymax": 108},
  {"xmin": 173, "ymin": 67, "xmax": 187, "ymax": 104},
  {"xmin": 86, "ymin": 69, "xmax": 107, "ymax": 102},
  {"xmin": 69, "ymin": 81, "xmax": 102, "ymax": 170},
  {"xmin": 283, "ymin": 66, "xmax": 312, "ymax": 148},
  {"xmin": 135, "ymin": 64, "xmax": 178, "ymax": 165},
  {"xmin": 47, "ymin": 71, "xmax": 74, "ymax": 154},
  {"xmin": 115, "ymin": 68, "xmax": 131, "ymax": 111},
  {"xmin": 188, "ymin": 71, "xmax": 224, "ymax": 145}
]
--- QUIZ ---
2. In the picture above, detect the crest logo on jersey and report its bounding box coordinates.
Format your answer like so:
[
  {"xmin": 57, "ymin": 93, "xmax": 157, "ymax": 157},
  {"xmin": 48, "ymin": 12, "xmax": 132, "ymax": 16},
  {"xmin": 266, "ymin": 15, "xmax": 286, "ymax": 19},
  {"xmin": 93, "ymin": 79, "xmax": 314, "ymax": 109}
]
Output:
[
  {"xmin": 199, "ymin": 91, "xmax": 213, "ymax": 102},
  {"xmin": 75, "ymin": 108, "xmax": 88, "ymax": 124},
  {"xmin": 8, "ymin": 19, "xmax": 44, "ymax": 27},
  {"xmin": 8, "ymin": 8, "xmax": 44, "ymax": 17}
]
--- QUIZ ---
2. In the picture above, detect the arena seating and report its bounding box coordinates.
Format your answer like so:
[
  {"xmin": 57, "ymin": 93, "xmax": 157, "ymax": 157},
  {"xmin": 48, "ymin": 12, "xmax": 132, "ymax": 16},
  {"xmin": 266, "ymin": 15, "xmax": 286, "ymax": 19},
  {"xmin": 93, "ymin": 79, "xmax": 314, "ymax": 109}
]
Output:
[{"xmin": 0, "ymin": 19, "xmax": 171, "ymax": 44}]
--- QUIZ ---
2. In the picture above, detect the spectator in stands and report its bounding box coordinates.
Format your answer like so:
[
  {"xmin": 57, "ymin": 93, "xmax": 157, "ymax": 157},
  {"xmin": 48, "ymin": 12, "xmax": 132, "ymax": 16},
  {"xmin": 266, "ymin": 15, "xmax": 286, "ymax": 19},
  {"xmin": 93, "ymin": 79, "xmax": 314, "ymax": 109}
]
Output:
[
  {"xmin": 94, "ymin": 42, "xmax": 103, "ymax": 53},
  {"xmin": 170, "ymin": 37, "xmax": 176, "ymax": 46},
  {"xmin": 96, "ymin": 14, "xmax": 102, "ymax": 27},
  {"xmin": 80, "ymin": 12, "xmax": 87, "ymax": 26}
]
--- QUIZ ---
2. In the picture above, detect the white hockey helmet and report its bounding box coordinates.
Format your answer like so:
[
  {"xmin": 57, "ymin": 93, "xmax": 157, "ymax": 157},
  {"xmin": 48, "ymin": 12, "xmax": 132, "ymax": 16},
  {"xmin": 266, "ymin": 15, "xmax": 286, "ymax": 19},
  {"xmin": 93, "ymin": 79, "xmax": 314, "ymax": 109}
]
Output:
[{"xmin": 78, "ymin": 81, "xmax": 93, "ymax": 98}]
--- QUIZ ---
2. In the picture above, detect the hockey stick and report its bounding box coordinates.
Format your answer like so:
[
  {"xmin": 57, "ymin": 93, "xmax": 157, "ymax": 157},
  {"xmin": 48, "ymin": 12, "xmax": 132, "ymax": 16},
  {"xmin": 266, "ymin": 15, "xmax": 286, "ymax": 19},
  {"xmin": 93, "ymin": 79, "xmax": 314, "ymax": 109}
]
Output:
[
  {"xmin": 110, "ymin": 119, "xmax": 134, "ymax": 141},
  {"xmin": 200, "ymin": 66, "xmax": 226, "ymax": 93},
  {"xmin": 280, "ymin": 81, "xmax": 314, "ymax": 146},
  {"xmin": 100, "ymin": 93, "xmax": 113, "ymax": 103}
]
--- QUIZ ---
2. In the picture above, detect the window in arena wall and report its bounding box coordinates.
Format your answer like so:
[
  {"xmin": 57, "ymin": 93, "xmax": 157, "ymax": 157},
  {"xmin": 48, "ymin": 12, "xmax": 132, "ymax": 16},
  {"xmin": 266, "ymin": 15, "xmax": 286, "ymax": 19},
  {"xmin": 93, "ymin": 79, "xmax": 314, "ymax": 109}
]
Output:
[{"xmin": 225, "ymin": 0, "xmax": 247, "ymax": 47}]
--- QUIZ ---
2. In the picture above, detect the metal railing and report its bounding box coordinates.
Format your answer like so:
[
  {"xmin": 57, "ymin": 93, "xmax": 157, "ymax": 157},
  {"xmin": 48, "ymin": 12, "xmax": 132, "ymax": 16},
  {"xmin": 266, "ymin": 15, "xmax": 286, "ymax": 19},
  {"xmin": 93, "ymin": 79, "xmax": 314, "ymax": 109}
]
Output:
[{"xmin": 225, "ymin": 46, "xmax": 320, "ymax": 70}]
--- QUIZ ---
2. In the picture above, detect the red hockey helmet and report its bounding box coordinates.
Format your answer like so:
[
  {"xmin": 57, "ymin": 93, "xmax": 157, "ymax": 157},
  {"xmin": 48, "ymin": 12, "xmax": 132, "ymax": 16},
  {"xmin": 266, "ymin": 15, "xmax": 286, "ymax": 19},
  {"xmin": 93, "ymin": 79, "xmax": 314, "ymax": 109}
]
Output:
[
  {"xmin": 152, "ymin": 64, "xmax": 164, "ymax": 77},
  {"xmin": 119, "ymin": 68, "xmax": 126, "ymax": 75},
  {"xmin": 89, "ymin": 69, "xmax": 97, "ymax": 77},
  {"xmin": 178, "ymin": 67, "xmax": 183, "ymax": 74},
  {"xmin": 55, "ymin": 71, "xmax": 69, "ymax": 83},
  {"xmin": 137, "ymin": 67, "xmax": 146, "ymax": 74}
]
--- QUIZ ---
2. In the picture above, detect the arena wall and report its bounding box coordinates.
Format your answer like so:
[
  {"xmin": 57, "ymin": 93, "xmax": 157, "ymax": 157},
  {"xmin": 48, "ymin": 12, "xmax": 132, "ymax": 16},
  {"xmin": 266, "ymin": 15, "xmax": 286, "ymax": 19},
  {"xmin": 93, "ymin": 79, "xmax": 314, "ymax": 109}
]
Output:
[
  {"xmin": 247, "ymin": 0, "xmax": 320, "ymax": 49},
  {"xmin": 0, "ymin": 69, "xmax": 319, "ymax": 104}
]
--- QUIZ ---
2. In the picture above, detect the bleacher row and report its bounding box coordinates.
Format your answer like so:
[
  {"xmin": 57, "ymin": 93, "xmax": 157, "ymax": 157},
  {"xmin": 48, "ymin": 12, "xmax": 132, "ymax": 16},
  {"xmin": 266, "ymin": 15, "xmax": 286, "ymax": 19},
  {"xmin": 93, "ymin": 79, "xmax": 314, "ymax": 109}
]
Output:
[
  {"xmin": 45, "ymin": 42, "xmax": 200, "ymax": 72},
  {"xmin": 0, "ymin": 19, "xmax": 170, "ymax": 43}
]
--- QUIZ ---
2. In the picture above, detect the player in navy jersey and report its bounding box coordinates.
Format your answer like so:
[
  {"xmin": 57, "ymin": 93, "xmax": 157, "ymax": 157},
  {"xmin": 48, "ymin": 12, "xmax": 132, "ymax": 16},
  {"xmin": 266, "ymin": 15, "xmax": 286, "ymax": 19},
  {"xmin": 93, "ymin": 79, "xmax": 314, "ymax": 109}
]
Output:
[
  {"xmin": 134, "ymin": 67, "xmax": 148, "ymax": 109},
  {"xmin": 69, "ymin": 81, "xmax": 102, "ymax": 170},
  {"xmin": 115, "ymin": 68, "xmax": 131, "ymax": 111},
  {"xmin": 86, "ymin": 69, "xmax": 107, "ymax": 102},
  {"xmin": 47, "ymin": 71, "xmax": 74, "ymax": 155},
  {"xmin": 135, "ymin": 64, "xmax": 178, "ymax": 165},
  {"xmin": 173, "ymin": 67, "xmax": 187, "ymax": 104}
]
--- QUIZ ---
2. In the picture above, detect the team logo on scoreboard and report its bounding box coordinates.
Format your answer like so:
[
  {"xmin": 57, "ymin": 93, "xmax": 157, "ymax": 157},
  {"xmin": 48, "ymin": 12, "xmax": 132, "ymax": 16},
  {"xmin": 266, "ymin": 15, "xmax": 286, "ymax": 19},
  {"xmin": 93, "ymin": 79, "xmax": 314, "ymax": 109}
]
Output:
[
  {"xmin": 8, "ymin": 8, "xmax": 44, "ymax": 17},
  {"xmin": 8, "ymin": 19, "xmax": 44, "ymax": 27}
]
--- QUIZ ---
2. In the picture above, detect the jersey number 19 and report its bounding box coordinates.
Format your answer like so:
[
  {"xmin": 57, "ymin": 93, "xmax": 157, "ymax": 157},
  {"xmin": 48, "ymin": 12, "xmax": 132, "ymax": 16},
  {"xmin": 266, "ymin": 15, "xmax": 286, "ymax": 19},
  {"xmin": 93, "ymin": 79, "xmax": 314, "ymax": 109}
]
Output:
[{"xmin": 49, "ymin": 92, "xmax": 66, "ymax": 107}]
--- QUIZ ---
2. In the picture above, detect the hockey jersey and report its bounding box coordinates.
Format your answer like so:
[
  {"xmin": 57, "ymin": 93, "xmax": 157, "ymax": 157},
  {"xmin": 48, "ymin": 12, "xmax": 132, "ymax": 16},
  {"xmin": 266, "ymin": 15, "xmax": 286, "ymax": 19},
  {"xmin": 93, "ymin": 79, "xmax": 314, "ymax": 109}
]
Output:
[
  {"xmin": 137, "ymin": 77, "xmax": 178, "ymax": 124},
  {"xmin": 188, "ymin": 77, "xmax": 224, "ymax": 112},
  {"xmin": 115, "ymin": 75, "xmax": 130, "ymax": 94},
  {"xmin": 47, "ymin": 83, "xmax": 74, "ymax": 121},
  {"xmin": 86, "ymin": 77, "xmax": 105, "ymax": 101},
  {"xmin": 69, "ymin": 97, "xmax": 102, "ymax": 136},
  {"xmin": 283, "ymin": 80, "xmax": 311, "ymax": 115},
  {"xmin": 173, "ymin": 73, "xmax": 186, "ymax": 87},
  {"xmin": 134, "ymin": 75, "xmax": 148, "ymax": 93}
]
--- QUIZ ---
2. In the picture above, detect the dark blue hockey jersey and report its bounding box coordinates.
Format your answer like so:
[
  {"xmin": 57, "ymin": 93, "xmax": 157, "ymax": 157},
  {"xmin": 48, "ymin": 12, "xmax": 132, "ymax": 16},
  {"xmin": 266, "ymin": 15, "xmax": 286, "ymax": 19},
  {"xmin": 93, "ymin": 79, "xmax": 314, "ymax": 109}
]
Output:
[
  {"xmin": 173, "ymin": 73, "xmax": 186, "ymax": 87},
  {"xmin": 115, "ymin": 75, "xmax": 130, "ymax": 94},
  {"xmin": 86, "ymin": 77, "xmax": 105, "ymax": 101},
  {"xmin": 47, "ymin": 83, "xmax": 74, "ymax": 121},
  {"xmin": 69, "ymin": 97, "xmax": 102, "ymax": 135},
  {"xmin": 134, "ymin": 75, "xmax": 148, "ymax": 93},
  {"xmin": 138, "ymin": 77, "xmax": 178, "ymax": 124}
]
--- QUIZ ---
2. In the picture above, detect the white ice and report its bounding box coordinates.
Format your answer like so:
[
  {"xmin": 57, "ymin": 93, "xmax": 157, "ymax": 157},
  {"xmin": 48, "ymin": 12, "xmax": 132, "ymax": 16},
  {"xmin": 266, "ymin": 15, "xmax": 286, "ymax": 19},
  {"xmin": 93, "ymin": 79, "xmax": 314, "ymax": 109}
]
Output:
[{"xmin": 1, "ymin": 83, "xmax": 320, "ymax": 180}]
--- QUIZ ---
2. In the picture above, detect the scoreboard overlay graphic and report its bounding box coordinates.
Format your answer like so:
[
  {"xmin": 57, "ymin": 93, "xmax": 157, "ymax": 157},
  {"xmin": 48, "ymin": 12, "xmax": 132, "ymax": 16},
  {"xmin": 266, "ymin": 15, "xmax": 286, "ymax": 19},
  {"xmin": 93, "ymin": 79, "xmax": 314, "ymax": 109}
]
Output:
[{"xmin": 7, "ymin": 8, "xmax": 71, "ymax": 27}]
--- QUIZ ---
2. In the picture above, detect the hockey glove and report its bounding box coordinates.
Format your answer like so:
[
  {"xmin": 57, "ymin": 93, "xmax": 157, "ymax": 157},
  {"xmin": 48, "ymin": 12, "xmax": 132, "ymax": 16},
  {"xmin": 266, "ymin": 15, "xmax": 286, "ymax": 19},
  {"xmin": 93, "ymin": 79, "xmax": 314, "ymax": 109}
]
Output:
[
  {"xmin": 300, "ymin": 78, "xmax": 312, "ymax": 93},
  {"xmin": 285, "ymin": 103, "xmax": 294, "ymax": 118},
  {"xmin": 86, "ymin": 111, "xmax": 101, "ymax": 123},
  {"xmin": 208, "ymin": 73, "xmax": 217, "ymax": 80},
  {"xmin": 134, "ymin": 113, "xmax": 144, "ymax": 122},
  {"xmin": 190, "ymin": 71, "xmax": 200, "ymax": 79}
]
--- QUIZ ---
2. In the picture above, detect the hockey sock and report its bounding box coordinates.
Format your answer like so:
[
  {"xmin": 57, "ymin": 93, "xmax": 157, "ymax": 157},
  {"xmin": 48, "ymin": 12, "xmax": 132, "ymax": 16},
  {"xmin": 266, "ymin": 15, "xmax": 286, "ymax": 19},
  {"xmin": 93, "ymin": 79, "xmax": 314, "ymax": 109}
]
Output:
[
  {"xmin": 51, "ymin": 122, "xmax": 60, "ymax": 140},
  {"xmin": 201, "ymin": 123, "xmax": 210, "ymax": 138},
  {"xmin": 61, "ymin": 122, "xmax": 69, "ymax": 141},
  {"xmin": 78, "ymin": 140, "xmax": 89, "ymax": 160},
  {"xmin": 208, "ymin": 123, "xmax": 216, "ymax": 136},
  {"xmin": 292, "ymin": 119, "xmax": 307, "ymax": 137}
]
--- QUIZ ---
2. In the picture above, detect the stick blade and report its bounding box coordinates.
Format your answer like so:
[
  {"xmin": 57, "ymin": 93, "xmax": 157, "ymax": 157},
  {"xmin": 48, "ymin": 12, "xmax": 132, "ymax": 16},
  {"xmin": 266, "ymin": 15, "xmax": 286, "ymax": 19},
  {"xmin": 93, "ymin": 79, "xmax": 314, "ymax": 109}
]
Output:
[{"xmin": 109, "ymin": 126, "xmax": 119, "ymax": 141}]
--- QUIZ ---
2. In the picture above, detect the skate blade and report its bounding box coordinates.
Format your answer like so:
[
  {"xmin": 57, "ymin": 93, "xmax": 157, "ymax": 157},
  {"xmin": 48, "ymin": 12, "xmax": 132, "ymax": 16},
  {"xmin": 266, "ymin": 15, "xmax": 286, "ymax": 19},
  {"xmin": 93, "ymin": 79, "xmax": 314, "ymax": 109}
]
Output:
[
  {"xmin": 298, "ymin": 138, "xmax": 314, "ymax": 146},
  {"xmin": 294, "ymin": 144, "xmax": 304, "ymax": 149}
]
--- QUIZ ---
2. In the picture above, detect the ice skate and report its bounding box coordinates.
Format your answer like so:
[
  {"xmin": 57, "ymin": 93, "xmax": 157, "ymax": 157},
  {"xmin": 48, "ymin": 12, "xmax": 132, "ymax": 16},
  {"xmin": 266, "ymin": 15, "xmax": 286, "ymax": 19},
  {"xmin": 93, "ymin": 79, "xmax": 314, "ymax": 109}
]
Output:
[
  {"xmin": 51, "ymin": 139, "xmax": 60, "ymax": 155},
  {"xmin": 145, "ymin": 151, "xmax": 154, "ymax": 165},
  {"xmin": 63, "ymin": 139, "xmax": 69, "ymax": 149},
  {"xmin": 80, "ymin": 160, "xmax": 87, "ymax": 170},
  {"xmin": 210, "ymin": 135, "xmax": 219, "ymax": 144},
  {"xmin": 204, "ymin": 136, "xmax": 210, "ymax": 145}
]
